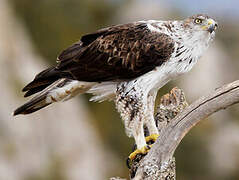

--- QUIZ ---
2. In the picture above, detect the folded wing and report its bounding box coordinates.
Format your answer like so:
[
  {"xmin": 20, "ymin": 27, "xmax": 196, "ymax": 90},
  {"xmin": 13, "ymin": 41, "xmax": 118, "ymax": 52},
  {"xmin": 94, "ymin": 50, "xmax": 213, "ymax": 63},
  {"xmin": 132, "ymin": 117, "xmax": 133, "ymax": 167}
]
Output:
[{"xmin": 56, "ymin": 22, "xmax": 175, "ymax": 82}]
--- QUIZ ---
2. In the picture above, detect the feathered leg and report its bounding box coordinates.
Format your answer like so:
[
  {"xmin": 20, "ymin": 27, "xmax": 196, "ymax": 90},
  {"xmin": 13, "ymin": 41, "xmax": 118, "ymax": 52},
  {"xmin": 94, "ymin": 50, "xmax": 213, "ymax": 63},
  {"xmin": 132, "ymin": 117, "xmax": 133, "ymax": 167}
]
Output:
[
  {"xmin": 115, "ymin": 82, "xmax": 150, "ymax": 160},
  {"xmin": 143, "ymin": 90, "xmax": 160, "ymax": 148},
  {"xmin": 145, "ymin": 91, "xmax": 159, "ymax": 135}
]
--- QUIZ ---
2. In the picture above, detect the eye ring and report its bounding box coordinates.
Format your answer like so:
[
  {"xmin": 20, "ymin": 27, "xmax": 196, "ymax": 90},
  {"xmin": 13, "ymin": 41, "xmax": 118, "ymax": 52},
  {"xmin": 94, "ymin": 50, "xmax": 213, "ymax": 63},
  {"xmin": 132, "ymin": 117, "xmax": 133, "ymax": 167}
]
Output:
[{"xmin": 194, "ymin": 18, "xmax": 203, "ymax": 24}]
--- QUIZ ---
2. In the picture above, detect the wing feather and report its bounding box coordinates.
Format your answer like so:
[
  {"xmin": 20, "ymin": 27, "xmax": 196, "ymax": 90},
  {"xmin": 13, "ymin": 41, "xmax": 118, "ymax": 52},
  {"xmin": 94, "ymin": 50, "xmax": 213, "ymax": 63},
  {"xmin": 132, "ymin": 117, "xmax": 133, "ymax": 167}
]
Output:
[
  {"xmin": 56, "ymin": 22, "xmax": 175, "ymax": 82},
  {"xmin": 20, "ymin": 22, "xmax": 175, "ymax": 98},
  {"xmin": 24, "ymin": 22, "xmax": 175, "ymax": 96}
]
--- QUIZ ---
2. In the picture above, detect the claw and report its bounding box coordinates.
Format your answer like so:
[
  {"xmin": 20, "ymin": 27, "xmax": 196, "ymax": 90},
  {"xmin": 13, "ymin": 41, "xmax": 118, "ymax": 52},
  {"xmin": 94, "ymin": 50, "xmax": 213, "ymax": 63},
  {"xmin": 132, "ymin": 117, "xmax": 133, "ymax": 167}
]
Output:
[
  {"xmin": 145, "ymin": 134, "xmax": 159, "ymax": 144},
  {"xmin": 127, "ymin": 145, "xmax": 152, "ymax": 168},
  {"xmin": 128, "ymin": 145, "xmax": 151, "ymax": 160},
  {"xmin": 126, "ymin": 134, "xmax": 160, "ymax": 168},
  {"xmin": 128, "ymin": 134, "xmax": 159, "ymax": 161}
]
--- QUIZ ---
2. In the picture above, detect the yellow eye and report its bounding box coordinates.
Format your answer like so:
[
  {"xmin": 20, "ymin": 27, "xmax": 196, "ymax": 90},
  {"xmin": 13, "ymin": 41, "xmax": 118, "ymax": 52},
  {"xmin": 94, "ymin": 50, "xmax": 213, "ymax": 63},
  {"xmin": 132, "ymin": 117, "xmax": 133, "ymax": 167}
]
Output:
[{"xmin": 194, "ymin": 18, "xmax": 203, "ymax": 24}]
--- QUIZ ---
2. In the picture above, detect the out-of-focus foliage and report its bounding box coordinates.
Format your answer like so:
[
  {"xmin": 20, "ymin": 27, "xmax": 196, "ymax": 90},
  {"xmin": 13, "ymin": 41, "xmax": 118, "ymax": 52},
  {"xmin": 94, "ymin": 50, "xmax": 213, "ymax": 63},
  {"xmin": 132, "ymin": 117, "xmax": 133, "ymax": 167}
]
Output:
[
  {"xmin": 9, "ymin": 0, "xmax": 116, "ymax": 63},
  {"xmin": 9, "ymin": 0, "xmax": 132, "ymax": 177}
]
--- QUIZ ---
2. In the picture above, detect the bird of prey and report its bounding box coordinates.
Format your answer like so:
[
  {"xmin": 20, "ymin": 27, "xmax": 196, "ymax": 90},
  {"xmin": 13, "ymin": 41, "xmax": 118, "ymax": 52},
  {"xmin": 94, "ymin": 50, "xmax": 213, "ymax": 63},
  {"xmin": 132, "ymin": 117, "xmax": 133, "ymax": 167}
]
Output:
[{"xmin": 14, "ymin": 14, "xmax": 217, "ymax": 160}]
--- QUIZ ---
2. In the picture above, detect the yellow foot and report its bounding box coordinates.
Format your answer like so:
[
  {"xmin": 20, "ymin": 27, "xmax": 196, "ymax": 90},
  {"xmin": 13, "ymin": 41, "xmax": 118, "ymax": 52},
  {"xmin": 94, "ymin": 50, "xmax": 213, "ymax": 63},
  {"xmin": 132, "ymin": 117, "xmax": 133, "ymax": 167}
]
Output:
[
  {"xmin": 126, "ymin": 134, "xmax": 160, "ymax": 168},
  {"xmin": 127, "ymin": 145, "xmax": 152, "ymax": 168},
  {"xmin": 128, "ymin": 134, "xmax": 159, "ymax": 161},
  {"xmin": 128, "ymin": 145, "xmax": 151, "ymax": 160},
  {"xmin": 145, "ymin": 134, "xmax": 160, "ymax": 144}
]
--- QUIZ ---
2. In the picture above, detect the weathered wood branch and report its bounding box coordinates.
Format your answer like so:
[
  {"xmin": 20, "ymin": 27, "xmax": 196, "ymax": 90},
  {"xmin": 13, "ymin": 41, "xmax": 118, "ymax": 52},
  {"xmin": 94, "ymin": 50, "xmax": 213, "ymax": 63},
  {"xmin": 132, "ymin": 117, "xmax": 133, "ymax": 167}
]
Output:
[
  {"xmin": 128, "ymin": 87, "xmax": 188, "ymax": 179},
  {"xmin": 132, "ymin": 80, "xmax": 239, "ymax": 180}
]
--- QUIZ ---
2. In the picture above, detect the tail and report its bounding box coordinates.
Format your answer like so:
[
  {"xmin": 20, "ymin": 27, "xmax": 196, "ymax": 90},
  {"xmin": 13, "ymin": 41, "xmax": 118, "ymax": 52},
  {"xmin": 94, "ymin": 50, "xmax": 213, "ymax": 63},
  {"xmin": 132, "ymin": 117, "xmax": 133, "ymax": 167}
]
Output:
[
  {"xmin": 13, "ymin": 78, "xmax": 95, "ymax": 116},
  {"xmin": 13, "ymin": 67, "xmax": 94, "ymax": 116},
  {"xmin": 13, "ymin": 93, "xmax": 51, "ymax": 115},
  {"xmin": 22, "ymin": 67, "xmax": 72, "ymax": 97}
]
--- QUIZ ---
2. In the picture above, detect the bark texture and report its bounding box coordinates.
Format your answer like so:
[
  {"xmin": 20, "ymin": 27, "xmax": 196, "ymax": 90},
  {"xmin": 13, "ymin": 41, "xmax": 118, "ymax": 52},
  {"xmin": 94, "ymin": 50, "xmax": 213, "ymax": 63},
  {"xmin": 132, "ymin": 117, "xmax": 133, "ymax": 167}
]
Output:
[
  {"xmin": 125, "ymin": 80, "xmax": 239, "ymax": 179},
  {"xmin": 130, "ymin": 87, "xmax": 188, "ymax": 179}
]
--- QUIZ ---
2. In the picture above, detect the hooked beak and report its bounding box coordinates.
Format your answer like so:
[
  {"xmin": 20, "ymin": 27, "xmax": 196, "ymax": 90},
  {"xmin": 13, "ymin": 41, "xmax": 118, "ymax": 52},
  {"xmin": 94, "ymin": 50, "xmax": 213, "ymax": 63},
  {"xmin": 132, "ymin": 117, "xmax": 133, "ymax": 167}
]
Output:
[{"xmin": 205, "ymin": 19, "xmax": 218, "ymax": 33}]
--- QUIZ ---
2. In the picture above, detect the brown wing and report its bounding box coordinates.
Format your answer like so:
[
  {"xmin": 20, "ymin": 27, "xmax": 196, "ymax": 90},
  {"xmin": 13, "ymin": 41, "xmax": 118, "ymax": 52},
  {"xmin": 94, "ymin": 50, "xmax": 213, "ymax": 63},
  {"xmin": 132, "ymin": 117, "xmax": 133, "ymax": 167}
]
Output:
[
  {"xmin": 22, "ymin": 22, "xmax": 175, "ymax": 97},
  {"xmin": 56, "ymin": 22, "xmax": 175, "ymax": 82}
]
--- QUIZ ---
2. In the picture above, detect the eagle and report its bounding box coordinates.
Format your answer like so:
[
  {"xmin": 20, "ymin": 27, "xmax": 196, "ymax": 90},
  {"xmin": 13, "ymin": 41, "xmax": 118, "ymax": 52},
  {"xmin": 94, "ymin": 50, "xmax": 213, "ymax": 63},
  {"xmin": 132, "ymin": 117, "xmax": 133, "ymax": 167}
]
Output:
[{"xmin": 13, "ymin": 14, "xmax": 217, "ymax": 160}]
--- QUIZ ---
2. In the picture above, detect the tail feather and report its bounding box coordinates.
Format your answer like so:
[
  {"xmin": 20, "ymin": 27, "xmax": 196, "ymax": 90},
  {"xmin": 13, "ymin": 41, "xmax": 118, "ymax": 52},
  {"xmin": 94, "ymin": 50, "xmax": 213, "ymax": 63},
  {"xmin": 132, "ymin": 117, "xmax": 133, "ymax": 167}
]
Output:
[
  {"xmin": 13, "ymin": 95, "xmax": 50, "ymax": 115},
  {"xmin": 13, "ymin": 78, "xmax": 95, "ymax": 116},
  {"xmin": 22, "ymin": 67, "xmax": 72, "ymax": 96},
  {"xmin": 14, "ymin": 66, "xmax": 116, "ymax": 116},
  {"xmin": 24, "ymin": 84, "xmax": 50, "ymax": 97},
  {"xmin": 14, "ymin": 78, "xmax": 68, "ymax": 116}
]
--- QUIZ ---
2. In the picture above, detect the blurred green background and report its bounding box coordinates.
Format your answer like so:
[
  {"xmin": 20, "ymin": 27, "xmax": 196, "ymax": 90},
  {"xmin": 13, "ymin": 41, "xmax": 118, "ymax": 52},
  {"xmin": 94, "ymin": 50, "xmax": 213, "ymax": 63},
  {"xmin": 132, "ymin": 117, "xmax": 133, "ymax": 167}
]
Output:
[{"xmin": 2, "ymin": 0, "xmax": 239, "ymax": 179}]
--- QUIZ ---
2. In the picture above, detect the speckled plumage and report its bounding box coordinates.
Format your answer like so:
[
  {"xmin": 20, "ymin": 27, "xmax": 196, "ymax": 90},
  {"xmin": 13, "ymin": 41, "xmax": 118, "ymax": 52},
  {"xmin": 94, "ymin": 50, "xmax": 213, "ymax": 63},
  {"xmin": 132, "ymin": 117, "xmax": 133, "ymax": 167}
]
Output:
[{"xmin": 14, "ymin": 14, "xmax": 217, "ymax": 150}]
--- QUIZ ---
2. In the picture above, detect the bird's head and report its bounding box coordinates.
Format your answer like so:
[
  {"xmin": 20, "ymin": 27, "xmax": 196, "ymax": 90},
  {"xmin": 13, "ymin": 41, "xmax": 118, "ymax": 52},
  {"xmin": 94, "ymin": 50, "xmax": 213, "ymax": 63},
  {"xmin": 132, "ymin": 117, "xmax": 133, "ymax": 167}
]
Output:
[
  {"xmin": 177, "ymin": 14, "xmax": 218, "ymax": 51},
  {"xmin": 182, "ymin": 14, "xmax": 218, "ymax": 43}
]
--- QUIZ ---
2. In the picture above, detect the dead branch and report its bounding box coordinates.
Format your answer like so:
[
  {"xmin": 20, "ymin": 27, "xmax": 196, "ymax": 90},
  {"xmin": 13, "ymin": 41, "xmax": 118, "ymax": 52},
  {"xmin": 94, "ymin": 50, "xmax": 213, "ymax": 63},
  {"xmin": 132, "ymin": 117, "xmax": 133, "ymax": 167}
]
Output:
[{"xmin": 132, "ymin": 80, "xmax": 239, "ymax": 179}]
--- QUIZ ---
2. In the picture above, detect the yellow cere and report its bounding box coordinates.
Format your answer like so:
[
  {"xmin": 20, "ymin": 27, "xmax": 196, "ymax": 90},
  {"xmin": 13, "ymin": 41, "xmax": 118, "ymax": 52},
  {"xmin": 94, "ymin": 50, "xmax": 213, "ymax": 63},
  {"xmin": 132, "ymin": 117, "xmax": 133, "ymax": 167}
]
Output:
[
  {"xmin": 202, "ymin": 19, "xmax": 214, "ymax": 30},
  {"xmin": 207, "ymin": 19, "xmax": 213, "ymax": 25}
]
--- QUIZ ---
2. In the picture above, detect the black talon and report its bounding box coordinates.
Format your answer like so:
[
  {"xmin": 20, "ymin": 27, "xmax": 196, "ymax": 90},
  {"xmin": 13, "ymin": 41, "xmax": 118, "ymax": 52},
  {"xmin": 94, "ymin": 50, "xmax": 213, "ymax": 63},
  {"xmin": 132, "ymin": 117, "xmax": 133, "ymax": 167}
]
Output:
[{"xmin": 126, "ymin": 157, "xmax": 131, "ymax": 169}]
